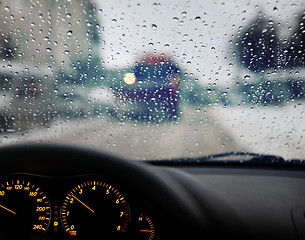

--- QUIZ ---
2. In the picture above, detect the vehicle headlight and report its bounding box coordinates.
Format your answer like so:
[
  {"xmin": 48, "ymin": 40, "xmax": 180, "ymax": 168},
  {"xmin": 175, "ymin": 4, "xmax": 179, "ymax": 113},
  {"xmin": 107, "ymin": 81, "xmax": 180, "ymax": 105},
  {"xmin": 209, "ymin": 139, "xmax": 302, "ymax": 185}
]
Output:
[{"xmin": 123, "ymin": 73, "xmax": 136, "ymax": 85}]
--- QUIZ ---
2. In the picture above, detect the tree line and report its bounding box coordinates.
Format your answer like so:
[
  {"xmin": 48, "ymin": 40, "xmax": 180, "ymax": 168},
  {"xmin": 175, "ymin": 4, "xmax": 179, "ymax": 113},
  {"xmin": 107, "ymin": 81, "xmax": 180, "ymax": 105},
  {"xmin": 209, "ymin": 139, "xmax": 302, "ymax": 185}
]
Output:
[{"xmin": 234, "ymin": 10, "xmax": 305, "ymax": 72}]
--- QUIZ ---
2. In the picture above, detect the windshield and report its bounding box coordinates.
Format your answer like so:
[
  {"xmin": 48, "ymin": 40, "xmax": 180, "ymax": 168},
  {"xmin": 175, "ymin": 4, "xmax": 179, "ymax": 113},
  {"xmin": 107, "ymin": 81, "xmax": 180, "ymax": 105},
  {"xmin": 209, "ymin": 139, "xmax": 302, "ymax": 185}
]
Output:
[{"xmin": 0, "ymin": 0, "xmax": 304, "ymax": 161}]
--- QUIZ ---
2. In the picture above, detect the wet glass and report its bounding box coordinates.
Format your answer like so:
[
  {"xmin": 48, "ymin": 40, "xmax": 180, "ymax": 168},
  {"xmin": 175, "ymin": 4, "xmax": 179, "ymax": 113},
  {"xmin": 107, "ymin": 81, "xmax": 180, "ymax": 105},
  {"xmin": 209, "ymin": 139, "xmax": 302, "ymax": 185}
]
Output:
[{"xmin": 0, "ymin": 0, "xmax": 304, "ymax": 160}]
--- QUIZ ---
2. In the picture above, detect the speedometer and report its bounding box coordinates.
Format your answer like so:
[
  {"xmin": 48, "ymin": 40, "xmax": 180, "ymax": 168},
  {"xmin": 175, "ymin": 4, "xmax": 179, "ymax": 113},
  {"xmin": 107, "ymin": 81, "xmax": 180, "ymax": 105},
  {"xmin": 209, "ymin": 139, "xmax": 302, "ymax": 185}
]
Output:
[
  {"xmin": 61, "ymin": 179, "xmax": 130, "ymax": 239},
  {"xmin": 0, "ymin": 178, "xmax": 51, "ymax": 239}
]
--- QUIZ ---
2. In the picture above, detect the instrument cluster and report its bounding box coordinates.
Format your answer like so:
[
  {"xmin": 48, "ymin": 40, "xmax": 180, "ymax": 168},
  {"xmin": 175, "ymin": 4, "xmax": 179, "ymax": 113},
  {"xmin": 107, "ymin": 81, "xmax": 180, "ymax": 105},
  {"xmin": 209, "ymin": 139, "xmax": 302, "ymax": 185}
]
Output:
[{"xmin": 0, "ymin": 174, "xmax": 159, "ymax": 240}]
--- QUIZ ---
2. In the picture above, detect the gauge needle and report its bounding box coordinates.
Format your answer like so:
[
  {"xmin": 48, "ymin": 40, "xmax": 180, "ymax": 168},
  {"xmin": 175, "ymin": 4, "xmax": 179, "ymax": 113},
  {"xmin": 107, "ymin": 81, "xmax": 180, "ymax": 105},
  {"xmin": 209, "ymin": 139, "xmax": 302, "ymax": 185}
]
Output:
[
  {"xmin": 140, "ymin": 230, "xmax": 153, "ymax": 233},
  {"xmin": 72, "ymin": 195, "xmax": 95, "ymax": 213},
  {"xmin": 0, "ymin": 204, "xmax": 16, "ymax": 215}
]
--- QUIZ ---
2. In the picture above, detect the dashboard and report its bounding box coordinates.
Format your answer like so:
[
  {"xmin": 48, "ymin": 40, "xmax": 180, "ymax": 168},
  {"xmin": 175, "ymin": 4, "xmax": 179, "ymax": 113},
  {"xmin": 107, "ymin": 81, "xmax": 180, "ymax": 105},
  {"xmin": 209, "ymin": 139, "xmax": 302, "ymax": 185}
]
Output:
[
  {"xmin": 0, "ymin": 174, "xmax": 159, "ymax": 240},
  {"xmin": 0, "ymin": 144, "xmax": 305, "ymax": 240},
  {"xmin": 0, "ymin": 144, "xmax": 208, "ymax": 240}
]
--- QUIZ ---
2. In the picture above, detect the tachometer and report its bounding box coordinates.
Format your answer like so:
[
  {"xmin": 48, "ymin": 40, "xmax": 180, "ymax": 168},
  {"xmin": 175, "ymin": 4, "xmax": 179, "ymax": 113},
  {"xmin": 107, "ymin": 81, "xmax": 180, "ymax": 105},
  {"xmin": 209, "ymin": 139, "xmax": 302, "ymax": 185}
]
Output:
[
  {"xmin": 0, "ymin": 178, "xmax": 51, "ymax": 239},
  {"xmin": 61, "ymin": 179, "xmax": 130, "ymax": 239}
]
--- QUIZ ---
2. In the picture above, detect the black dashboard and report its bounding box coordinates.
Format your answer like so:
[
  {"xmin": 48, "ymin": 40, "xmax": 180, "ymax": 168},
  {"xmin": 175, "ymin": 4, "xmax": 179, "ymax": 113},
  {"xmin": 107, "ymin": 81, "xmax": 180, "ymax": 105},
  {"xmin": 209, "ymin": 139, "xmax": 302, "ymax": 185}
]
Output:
[
  {"xmin": 0, "ymin": 144, "xmax": 305, "ymax": 240},
  {"xmin": 0, "ymin": 144, "xmax": 208, "ymax": 240},
  {"xmin": 0, "ymin": 173, "xmax": 161, "ymax": 240}
]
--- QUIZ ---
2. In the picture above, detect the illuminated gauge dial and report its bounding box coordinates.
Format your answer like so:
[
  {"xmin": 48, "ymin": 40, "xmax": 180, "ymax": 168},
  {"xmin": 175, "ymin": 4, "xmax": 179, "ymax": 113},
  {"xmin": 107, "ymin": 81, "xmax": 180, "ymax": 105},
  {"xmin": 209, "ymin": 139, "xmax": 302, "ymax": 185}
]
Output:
[
  {"xmin": 0, "ymin": 178, "xmax": 51, "ymax": 239},
  {"xmin": 61, "ymin": 180, "xmax": 130, "ymax": 239},
  {"xmin": 136, "ymin": 213, "xmax": 156, "ymax": 240}
]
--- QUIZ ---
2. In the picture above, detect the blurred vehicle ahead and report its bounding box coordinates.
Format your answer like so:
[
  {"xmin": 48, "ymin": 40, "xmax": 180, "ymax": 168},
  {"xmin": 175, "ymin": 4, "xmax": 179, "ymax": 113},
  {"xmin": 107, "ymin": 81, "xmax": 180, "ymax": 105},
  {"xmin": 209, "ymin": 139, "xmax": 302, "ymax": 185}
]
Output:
[
  {"xmin": 0, "ymin": 62, "xmax": 56, "ymax": 131},
  {"xmin": 55, "ymin": 83, "xmax": 90, "ymax": 118},
  {"xmin": 113, "ymin": 54, "xmax": 181, "ymax": 121}
]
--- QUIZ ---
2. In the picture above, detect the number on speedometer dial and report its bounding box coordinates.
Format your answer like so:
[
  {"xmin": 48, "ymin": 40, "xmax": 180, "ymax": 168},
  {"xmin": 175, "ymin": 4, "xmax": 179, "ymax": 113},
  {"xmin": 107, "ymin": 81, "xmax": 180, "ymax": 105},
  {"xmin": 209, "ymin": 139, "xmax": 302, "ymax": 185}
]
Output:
[{"xmin": 61, "ymin": 180, "xmax": 130, "ymax": 239}]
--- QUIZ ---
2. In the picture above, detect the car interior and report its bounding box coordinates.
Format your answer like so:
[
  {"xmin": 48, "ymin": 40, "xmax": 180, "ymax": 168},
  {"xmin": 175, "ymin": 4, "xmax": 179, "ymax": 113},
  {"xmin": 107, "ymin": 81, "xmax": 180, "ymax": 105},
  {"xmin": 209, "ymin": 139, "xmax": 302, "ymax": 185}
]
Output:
[{"xmin": 0, "ymin": 0, "xmax": 305, "ymax": 240}]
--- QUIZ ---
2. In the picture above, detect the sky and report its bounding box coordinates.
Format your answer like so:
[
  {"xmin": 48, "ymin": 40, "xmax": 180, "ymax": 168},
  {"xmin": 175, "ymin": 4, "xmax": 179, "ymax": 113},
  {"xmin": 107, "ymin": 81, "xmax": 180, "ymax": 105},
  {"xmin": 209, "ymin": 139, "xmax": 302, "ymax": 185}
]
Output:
[{"xmin": 95, "ymin": 0, "xmax": 305, "ymax": 86}]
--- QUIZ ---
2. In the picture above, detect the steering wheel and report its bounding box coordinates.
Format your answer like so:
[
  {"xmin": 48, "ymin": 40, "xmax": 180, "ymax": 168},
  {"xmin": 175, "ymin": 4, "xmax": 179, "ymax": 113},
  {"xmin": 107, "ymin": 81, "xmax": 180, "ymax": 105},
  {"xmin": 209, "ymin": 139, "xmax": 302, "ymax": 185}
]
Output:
[{"xmin": 0, "ymin": 144, "xmax": 251, "ymax": 239}]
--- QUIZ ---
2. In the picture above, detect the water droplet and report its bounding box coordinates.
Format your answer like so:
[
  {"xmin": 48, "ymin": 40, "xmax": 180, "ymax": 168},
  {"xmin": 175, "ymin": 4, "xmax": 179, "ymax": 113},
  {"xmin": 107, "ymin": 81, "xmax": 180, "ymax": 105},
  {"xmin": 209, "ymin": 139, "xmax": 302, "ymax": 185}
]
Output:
[
  {"xmin": 67, "ymin": 30, "xmax": 73, "ymax": 36},
  {"xmin": 46, "ymin": 48, "xmax": 52, "ymax": 53},
  {"xmin": 152, "ymin": 24, "xmax": 157, "ymax": 29},
  {"xmin": 195, "ymin": 16, "xmax": 201, "ymax": 20},
  {"xmin": 148, "ymin": 42, "xmax": 154, "ymax": 46}
]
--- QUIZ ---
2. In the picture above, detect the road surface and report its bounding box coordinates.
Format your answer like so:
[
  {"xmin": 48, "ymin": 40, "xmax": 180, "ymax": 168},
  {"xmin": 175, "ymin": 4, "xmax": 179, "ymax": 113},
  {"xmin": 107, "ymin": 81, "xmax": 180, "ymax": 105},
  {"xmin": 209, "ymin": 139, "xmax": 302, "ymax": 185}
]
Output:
[{"xmin": 0, "ymin": 104, "xmax": 244, "ymax": 160}]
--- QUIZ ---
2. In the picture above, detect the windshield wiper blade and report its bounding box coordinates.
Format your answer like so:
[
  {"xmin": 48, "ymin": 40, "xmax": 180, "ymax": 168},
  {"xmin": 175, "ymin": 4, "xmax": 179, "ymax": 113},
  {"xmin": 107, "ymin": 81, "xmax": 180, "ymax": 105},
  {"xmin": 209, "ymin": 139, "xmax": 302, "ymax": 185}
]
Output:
[
  {"xmin": 195, "ymin": 152, "xmax": 285, "ymax": 163},
  {"xmin": 147, "ymin": 152, "xmax": 289, "ymax": 166}
]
